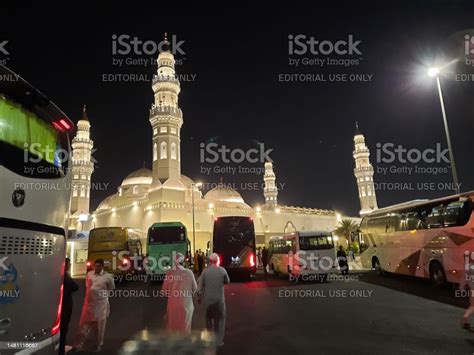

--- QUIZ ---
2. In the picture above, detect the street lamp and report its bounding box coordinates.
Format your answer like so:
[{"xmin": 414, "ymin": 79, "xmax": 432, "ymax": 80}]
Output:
[
  {"xmin": 191, "ymin": 182, "xmax": 203, "ymax": 254},
  {"xmin": 427, "ymin": 67, "xmax": 460, "ymax": 194}
]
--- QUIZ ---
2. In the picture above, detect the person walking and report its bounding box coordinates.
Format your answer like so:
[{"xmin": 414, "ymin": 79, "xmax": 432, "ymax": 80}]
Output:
[
  {"xmin": 337, "ymin": 246, "xmax": 349, "ymax": 276},
  {"xmin": 197, "ymin": 253, "xmax": 230, "ymax": 347},
  {"xmin": 197, "ymin": 250, "xmax": 205, "ymax": 276},
  {"xmin": 257, "ymin": 247, "xmax": 262, "ymax": 268},
  {"xmin": 59, "ymin": 258, "xmax": 78, "ymax": 355},
  {"xmin": 161, "ymin": 253, "xmax": 197, "ymax": 332},
  {"xmin": 76, "ymin": 259, "xmax": 115, "ymax": 352},
  {"xmin": 261, "ymin": 246, "xmax": 269, "ymax": 275}
]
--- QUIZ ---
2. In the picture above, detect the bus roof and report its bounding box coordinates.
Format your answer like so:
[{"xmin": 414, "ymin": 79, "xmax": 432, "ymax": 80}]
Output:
[
  {"xmin": 366, "ymin": 191, "xmax": 474, "ymax": 218},
  {"xmin": 0, "ymin": 65, "xmax": 74, "ymax": 129},
  {"xmin": 149, "ymin": 222, "xmax": 186, "ymax": 228}
]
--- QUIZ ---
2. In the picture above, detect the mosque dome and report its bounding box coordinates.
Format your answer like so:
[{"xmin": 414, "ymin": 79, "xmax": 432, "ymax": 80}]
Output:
[
  {"xmin": 120, "ymin": 168, "xmax": 153, "ymax": 187},
  {"xmin": 96, "ymin": 195, "xmax": 115, "ymax": 211},
  {"xmin": 204, "ymin": 185, "xmax": 246, "ymax": 204}
]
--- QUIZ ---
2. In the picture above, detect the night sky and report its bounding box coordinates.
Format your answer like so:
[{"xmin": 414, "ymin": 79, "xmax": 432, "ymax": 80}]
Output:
[{"xmin": 2, "ymin": 2, "xmax": 473, "ymax": 216}]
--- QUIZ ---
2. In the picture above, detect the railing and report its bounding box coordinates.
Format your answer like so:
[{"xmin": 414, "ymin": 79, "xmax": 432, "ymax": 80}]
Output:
[{"xmin": 150, "ymin": 105, "xmax": 182, "ymax": 117}]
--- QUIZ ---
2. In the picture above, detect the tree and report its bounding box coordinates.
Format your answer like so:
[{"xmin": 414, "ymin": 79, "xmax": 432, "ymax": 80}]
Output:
[{"xmin": 334, "ymin": 219, "xmax": 359, "ymax": 246}]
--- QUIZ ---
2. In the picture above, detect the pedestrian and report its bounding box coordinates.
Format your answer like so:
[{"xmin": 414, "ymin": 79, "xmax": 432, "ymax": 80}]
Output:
[
  {"xmin": 337, "ymin": 246, "xmax": 349, "ymax": 276},
  {"xmin": 59, "ymin": 258, "xmax": 78, "ymax": 355},
  {"xmin": 161, "ymin": 252, "xmax": 197, "ymax": 332},
  {"xmin": 257, "ymin": 247, "xmax": 262, "ymax": 268},
  {"xmin": 348, "ymin": 246, "xmax": 355, "ymax": 261},
  {"xmin": 261, "ymin": 246, "xmax": 269, "ymax": 275},
  {"xmin": 193, "ymin": 251, "xmax": 199, "ymax": 274},
  {"xmin": 205, "ymin": 248, "xmax": 210, "ymax": 266},
  {"xmin": 198, "ymin": 250, "xmax": 205, "ymax": 275},
  {"xmin": 197, "ymin": 253, "xmax": 230, "ymax": 347},
  {"xmin": 76, "ymin": 259, "xmax": 115, "ymax": 352}
]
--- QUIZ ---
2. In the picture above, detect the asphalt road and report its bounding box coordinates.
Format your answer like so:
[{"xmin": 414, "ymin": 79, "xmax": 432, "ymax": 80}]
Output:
[{"xmin": 65, "ymin": 270, "xmax": 474, "ymax": 355}]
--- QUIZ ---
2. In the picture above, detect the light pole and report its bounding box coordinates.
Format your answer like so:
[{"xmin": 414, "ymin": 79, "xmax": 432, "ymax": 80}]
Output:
[
  {"xmin": 428, "ymin": 67, "xmax": 460, "ymax": 194},
  {"xmin": 191, "ymin": 182, "xmax": 202, "ymax": 254}
]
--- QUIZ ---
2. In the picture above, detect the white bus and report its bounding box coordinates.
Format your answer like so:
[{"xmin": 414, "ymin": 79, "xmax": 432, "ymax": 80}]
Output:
[
  {"xmin": 269, "ymin": 231, "xmax": 337, "ymax": 281},
  {"xmin": 0, "ymin": 66, "xmax": 73, "ymax": 353},
  {"xmin": 359, "ymin": 191, "xmax": 474, "ymax": 288}
]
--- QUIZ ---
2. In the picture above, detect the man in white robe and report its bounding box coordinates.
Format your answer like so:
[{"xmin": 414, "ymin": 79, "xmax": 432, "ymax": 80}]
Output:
[
  {"xmin": 78, "ymin": 259, "xmax": 115, "ymax": 351},
  {"xmin": 161, "ymin": 253, "xmax": 197, "ymax": 333}
]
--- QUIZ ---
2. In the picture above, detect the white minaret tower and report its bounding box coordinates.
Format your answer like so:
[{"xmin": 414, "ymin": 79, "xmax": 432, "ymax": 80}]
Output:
[
  {"xmin": 149, "ymin": 33, "xmax": 183, "ymax": 184},
  {"xmin": 353, "ymin": 122, "xmax": 378, "ymax": 216},
  {"xmin": 71, "ymin": 105, "xmax": 94, "ymax": 215},
  {"xmin": 263, "ymin": 161, "xmax": 278, "ymax": 208}
]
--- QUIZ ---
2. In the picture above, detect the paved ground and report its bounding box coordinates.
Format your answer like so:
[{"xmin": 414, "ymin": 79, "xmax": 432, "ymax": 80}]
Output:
[{"xmin": 65, "ymin": 269, "xmax": 474, "ymax": 355}]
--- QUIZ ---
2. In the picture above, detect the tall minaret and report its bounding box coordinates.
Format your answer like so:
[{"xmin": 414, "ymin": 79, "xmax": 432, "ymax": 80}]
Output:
[
  {"xmin": 263, "ymin": 161, "xmax": 278, "ymax": 208},
  {"xmin": 71, "ymin": 105, "xmax": 94, "ymax": 215},
  {"xmin": 353, "ymin": 122, "xmax": 378, "ymax": 216},
  {"xmin": 149, "ymin": 33, "xmax": 183, "ymax": 183}
]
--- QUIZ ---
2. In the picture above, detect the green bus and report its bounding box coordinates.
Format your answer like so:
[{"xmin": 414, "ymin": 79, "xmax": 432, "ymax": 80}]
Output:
[{"xmin": 145, "ymin": 222, "xmax": 191, "ymax": 280}]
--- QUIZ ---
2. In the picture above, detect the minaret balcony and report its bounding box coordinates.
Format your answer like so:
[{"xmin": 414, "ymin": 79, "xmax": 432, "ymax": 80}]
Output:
[
  {"xmin": 150, "ymin": 105, "xmax": 183, "ymax": 119},
  {"xmin": 153, "ymin": 74, "xmax": 180, "ymax": 84}
]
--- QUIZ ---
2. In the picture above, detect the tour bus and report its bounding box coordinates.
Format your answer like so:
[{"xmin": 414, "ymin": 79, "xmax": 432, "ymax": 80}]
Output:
[
  {"xmin": 0, "ymin": 65, "xmax": 73, "ymax": 353},
  {"xmin": 359, "ymin": 191, "xmax": 474, "ymax": 288},
  {"xmin": 145, "ymin": 222, "xmax": 190, "ymax": 279},
  {"xmin": 86, "ymin": 227, "xmax": 147, "ymax": 278},
  {"xmin": 269, "ymin": 231, "xmax": 337, "ymax": 281},
  {"xmin": 212, "ymin": 216, "xmax": 256, "ymax": 278}
]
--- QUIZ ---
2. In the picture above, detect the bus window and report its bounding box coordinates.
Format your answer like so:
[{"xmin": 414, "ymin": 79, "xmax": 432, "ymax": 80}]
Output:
[
  {"xmin": 299, "ymin": 234, "xmax": 334, "ymax": 250},
  {"xmin": 148, "ymin": 226, "xmax": 186, "ymax": 244}
]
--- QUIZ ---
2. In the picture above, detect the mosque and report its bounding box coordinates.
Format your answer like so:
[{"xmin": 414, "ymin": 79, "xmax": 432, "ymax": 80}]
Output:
[{"xmin": 68, "ymin": 37, "xmax": 378, "ymax": 251}]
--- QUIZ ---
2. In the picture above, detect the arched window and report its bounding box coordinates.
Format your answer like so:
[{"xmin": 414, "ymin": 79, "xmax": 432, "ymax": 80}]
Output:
[
  {"xmin": 160, "ymin": 141, "xmax": 167, "ymax": 159},
  {"xmin": 171, "ymin": 142, "xmax": 177, "ymax": 160},
  {"xmin": 133, "ymin": 186, "xmax": 139, "ymax": 195},
  {"xmin": 153, "ymin": 143, "xmax": 157, "ymax": 161},
  {"xmin": 80, "ymin": 186, "xmax": 85, "ymax": 197},
  {"xmin": 73, "ymin": 189, "xmax": 78, "ymax": 197}
]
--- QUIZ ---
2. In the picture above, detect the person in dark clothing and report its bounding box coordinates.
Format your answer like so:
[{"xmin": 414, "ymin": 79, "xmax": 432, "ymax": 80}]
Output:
[
  {"xmin": 261, "ymin": 247, "xmax": 269, "ymax": 275},
  {"xmin": 337, "ymin": 246, "xmax": 349, "ymax": 276},
  {"xmin": 59, "ymin": 258, "xmax": 79, "ymax": 355},
  {"xmin": 197, "ymin": 250, "xmax": 205, "ymax": 275}
]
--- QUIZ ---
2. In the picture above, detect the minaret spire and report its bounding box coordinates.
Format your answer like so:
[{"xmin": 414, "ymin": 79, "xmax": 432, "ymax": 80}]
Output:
[
  {"xmin": 263, "ymin": 161, "xmax": 278, "ymax": 208},
  {"xmin": 353, "ymin": 124, "xmax": 378, "ymax": 215}
]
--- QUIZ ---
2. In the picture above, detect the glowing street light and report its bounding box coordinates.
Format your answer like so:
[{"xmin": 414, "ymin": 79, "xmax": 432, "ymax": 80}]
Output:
[{"xmin": 427, "ymin": 66, "xmax": 460, "ymax": 194}]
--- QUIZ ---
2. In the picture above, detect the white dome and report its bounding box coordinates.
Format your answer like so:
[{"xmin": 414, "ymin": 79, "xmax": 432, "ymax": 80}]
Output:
[
  {"xmin": 204, "ymin": 185, "xmax": 245, "ymax": 204},
  {"xmin": 121, "ymin": 168, "xmax": 153, "ymax": 187},
  {"xmin": 96, "ymin": 195, "xmax": 115, "ymax": 211}
]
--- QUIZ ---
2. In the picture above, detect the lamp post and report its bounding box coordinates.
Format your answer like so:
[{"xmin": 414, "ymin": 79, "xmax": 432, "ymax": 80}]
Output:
[
  {"xmin": 428, "ymin": 67, "xmax": 460, "ymax": 194},
  {"xmin": 191, "ymin": 182, "xmax": 202, "ymax": 254}
]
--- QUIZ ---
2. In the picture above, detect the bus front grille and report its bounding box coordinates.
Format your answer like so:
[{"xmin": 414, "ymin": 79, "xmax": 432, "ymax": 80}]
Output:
[{"xmin": 0, "ymin": 235, "xmax": 54, "ymax": 255}]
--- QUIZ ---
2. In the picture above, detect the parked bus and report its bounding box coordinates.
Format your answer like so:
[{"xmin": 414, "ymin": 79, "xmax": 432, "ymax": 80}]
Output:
[
  {"xmin": 269, "ymin": 231, "xmax": 337, "ymax": 281},
  {"xmin": 212, "ymin": 216, "xmax": 256, "ymax": 278},
  {"xmin": 359, "ymin": 191, "xmax": 474, "ymax": 287},
  {"xmin": 86, "ymin": 227, "xmax": 146, "ymax": 278},
  {"xmin": 146, "ymin": 222, "xmax": 190, "ymax": 279},
  {"xmin": 0, "ymin": 65, "xmax": 74, "ymax": 353}
]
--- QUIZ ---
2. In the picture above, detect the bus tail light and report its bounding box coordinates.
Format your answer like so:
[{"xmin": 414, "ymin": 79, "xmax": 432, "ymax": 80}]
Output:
[
  {"xmin": 52, "ymin": 261, "xmax": 65, "ymax": 336},
  {"xmin": 86, "ymin": 261, "xmax": 91, "ymax": 268},
  {"xmin": 217, "ymin": 255, "xmax": 221, "ymax": 267},
  {"xmin": 122, "ymin": 258, "xmax": 129, "ymax": 266},
  {"xmin": 250, "ymin": 253, "xmax": 255, "ymax": 268}
]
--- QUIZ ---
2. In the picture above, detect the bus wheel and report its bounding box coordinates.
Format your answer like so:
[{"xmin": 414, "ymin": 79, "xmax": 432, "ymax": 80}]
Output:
[
  {"xmin": 429, "ymin": 262, "xmax": 447, "ymax": 288},
  {"xmin": 373, "ymin": 257, "xmax": 384, "ymax": 276}
]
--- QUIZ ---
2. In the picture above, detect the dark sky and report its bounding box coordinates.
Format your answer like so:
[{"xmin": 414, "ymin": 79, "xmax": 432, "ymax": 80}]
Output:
[{"xmin": 2, "ymin": 2, "xmax": 473, "ymax": 216}]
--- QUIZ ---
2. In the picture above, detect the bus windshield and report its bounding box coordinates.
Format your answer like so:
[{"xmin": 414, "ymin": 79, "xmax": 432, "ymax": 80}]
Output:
[
  {"xmin": 299, "ymin": 234, "xmax": 334, "ymax": 250},
  {"xmin": 0, "ymin": 95, "xmax": 70, "ymax": 178},
  {"xmin": 214, "ymin": 217, "xmax": 255, "ymax": 248},
  {"xmin": 89, "ymin": 228, "xmax": 127, "ymax": 251},
  {"xmin": 148, "ymin": 226, "xmax": 186, "ymax": 244}
]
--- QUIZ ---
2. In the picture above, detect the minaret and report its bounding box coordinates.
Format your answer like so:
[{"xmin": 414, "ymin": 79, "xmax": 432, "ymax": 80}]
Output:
[
  {"xmin": 263, "ymin": 161, "xmax": 278, "ymax": 208},
  {"xmin": 149, "ymin": 33, "xmax": 183, "ymax": 183},
  {"xmin": 71, "ymin": 105, "xmax": 94, "ymax": 215},
  {"xmin": 353, "ymin": 122, "xmax": 378, "ymax": 215}
]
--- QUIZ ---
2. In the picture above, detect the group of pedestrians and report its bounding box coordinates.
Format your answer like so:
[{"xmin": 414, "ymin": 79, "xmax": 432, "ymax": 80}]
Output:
[
  {"xmin": 193, "ymin": 249, "xmax": 208, "ymax": 276},
  {"xmin": 162, "ymin": 252, "xmax": 229, "ymax": 347},
  {"xmin": 256, "ymin": 246, "xmax": 269, "ymax": 274}
]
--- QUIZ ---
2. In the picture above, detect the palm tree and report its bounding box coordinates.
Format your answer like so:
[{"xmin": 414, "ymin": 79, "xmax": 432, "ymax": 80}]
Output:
[{"xmin": 334, "ymin": 219, "xmax": 358, "ymax": 246}]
